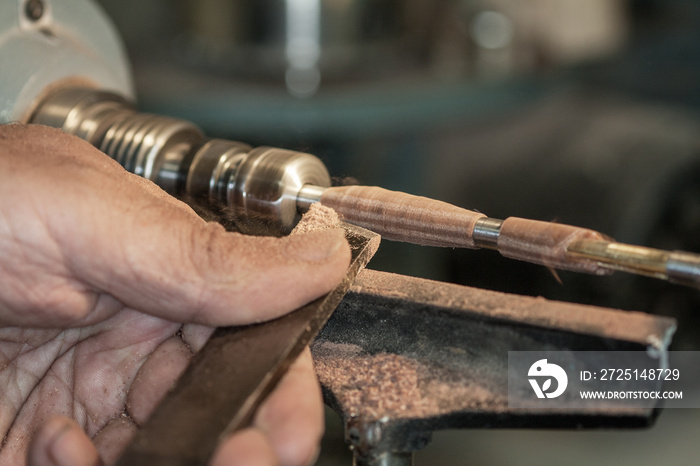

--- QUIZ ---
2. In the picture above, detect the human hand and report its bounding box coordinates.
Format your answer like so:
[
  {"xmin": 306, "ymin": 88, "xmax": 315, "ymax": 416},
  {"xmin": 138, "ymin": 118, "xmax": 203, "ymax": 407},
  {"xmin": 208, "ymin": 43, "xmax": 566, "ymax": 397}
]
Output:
[{"xmin": 0, "ymin": 124, "xmax": 351, "ymax": 465}]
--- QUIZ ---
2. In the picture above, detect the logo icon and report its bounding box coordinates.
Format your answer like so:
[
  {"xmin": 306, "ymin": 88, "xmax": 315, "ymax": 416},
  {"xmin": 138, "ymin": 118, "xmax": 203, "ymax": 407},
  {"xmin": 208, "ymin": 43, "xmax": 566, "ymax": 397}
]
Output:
[{"xmin": 528, "ymin": 359, "xmax": 568, "ymax": 399}]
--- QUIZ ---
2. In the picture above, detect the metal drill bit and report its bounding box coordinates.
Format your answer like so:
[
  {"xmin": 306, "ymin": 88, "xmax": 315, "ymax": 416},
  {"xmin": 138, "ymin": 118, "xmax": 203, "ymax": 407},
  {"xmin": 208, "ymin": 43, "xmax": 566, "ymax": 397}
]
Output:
[{"xmin": 567, "ymin": 239, "xmax": 700, "ymax": 288}]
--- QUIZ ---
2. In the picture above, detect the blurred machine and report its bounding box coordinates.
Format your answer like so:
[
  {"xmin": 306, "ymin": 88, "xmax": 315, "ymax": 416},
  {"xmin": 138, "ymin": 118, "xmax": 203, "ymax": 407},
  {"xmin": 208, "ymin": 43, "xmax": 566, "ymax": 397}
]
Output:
[{"xmin": 98, "ymin": 0, "xmax": 628, "ymax": 94}]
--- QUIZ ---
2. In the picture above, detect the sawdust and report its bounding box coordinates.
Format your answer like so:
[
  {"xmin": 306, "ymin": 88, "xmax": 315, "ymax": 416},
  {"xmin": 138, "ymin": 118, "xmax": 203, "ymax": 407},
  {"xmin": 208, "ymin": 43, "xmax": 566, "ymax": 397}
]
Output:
[
  {"xmin": 313, "ymin": 342, "xmax": 438, "ymax": 420},
  {"xmin": 291, "ymin": 202, "xmax": 341, "ymax": 235},
  {"xmin": 312, "ymin": 340, "xmax": 501, "ymax": 421}
]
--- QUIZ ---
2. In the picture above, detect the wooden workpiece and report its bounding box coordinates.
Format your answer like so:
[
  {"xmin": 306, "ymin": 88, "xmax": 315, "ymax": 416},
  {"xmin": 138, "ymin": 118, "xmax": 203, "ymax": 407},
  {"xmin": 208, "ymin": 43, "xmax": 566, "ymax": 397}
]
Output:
[
  {"xmin": 320, "ymin": 185, "xmax": 612, "ymax": 275},
  {"xmin": 321, "ymin": 185, "xmax": 486, "ymax": 248},
  {"xmin": 497, "ymin": 217, "xmax": 612, "ymax": 275}
]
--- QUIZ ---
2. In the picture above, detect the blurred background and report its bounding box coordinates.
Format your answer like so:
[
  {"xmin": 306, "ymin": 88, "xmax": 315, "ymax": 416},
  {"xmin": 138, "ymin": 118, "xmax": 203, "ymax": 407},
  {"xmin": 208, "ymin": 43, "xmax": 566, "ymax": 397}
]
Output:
[{"xmin": 93, "ymin": 0, "xmax": 700, "ymax": 464}]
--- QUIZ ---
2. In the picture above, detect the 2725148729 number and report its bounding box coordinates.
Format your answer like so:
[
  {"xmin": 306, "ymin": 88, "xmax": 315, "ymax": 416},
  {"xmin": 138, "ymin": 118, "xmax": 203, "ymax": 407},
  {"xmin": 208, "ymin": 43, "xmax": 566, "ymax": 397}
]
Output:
[{"xmin": 596, "ymin": 368, "xmax": 680, "ymax": 381}]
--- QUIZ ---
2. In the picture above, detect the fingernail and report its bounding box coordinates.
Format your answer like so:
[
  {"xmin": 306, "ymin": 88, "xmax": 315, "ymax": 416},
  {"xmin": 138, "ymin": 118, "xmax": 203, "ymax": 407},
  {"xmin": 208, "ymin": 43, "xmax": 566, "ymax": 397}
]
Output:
[
  {"xmin": 286, "ymin": 229, "xmax": 347, "ymax": 263},
  {"xmin": 48, "ymin": 420, "xmax": 100, "ymax": 466},
  {"xmin": 47, "ymin": 421, "xmax": 77, "ymax": 466}
]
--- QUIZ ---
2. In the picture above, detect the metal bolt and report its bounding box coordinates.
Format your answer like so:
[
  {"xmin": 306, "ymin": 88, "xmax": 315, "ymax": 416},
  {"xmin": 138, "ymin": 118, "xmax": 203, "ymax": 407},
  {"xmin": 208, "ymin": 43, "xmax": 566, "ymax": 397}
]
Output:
[{"xmin": 25, "ymin": 0, "xmax": 45, "ymax": 22}]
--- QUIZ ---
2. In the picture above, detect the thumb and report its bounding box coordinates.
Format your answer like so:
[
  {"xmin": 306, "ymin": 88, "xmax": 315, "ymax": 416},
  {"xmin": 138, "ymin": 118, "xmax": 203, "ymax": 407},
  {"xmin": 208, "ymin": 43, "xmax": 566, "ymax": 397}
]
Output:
[
  {"xmin": 27, "ymin": 417, "xmax": 102, "ymax": 466},
  {"xmin": 78, "ymin": 218, "xmax": 352, "ymax": 326}
]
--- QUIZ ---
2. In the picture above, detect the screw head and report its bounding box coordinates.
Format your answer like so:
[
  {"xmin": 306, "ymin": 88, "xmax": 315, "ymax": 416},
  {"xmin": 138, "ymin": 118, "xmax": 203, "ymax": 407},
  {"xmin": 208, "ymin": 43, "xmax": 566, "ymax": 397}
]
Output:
[{"xmin": 25, "ymin": 0, "xmax": 45, "ymax": 22}]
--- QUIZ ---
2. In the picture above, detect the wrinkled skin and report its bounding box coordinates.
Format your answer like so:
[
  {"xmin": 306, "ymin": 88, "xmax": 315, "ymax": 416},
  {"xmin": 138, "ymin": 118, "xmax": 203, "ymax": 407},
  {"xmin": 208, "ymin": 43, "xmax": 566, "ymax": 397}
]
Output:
[{"xmin": 0, "ymin": 125, "xmax": 351, "ymax": 466}]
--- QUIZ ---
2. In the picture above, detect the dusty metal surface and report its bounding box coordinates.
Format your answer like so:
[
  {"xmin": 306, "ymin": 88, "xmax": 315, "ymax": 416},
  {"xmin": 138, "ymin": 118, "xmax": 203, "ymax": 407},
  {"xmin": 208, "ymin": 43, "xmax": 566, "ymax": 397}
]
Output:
[
  {"xmin": 115, "ymin": 223, "xmax": 379, "ymax": 466},
  {"xmin": 312, "ymin": 269, "xmax": 676, "ymax": 461}
]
